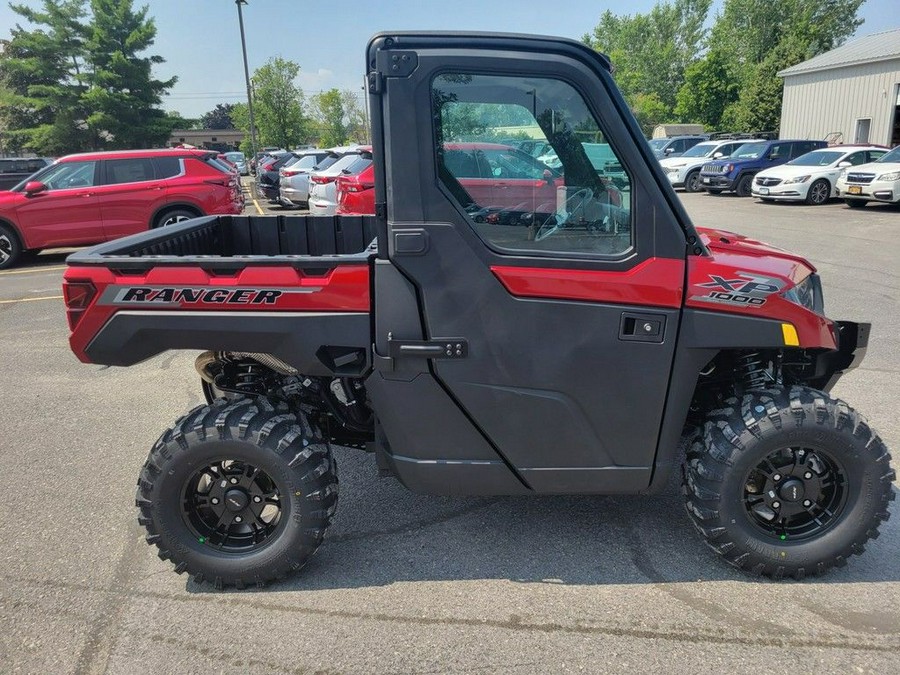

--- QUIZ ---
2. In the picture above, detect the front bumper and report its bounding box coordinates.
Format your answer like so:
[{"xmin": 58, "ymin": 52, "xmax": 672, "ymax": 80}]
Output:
[
  {"xmin": 699, "ymin": 174, "xmax": 735, "ymax": 190},
  {"xmin": 837, "ymin": 180, "xmax": 898, "ymax": 202},
  {"xmin": 808, "ymin": 321, "xmax": 869, "ymax": 392},
  {"xmin": 751, "ymin": 184, "xmax": 808, "ymax": 201},
  {"xmin": 665, "ymin": 170, "xmax": 686, "ymax": 187}
]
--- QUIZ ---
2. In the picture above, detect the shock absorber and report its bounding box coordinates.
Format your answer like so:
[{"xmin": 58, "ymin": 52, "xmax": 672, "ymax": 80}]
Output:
[{"xmin": 738, "ymin": 351, "xmax": 770, "ymax": 390}]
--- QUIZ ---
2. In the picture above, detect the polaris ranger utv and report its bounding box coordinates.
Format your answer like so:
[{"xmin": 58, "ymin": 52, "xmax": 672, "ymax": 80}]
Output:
[{"xmin": 63, "ymin": 32, "xmax": 894, "ymax": 587}]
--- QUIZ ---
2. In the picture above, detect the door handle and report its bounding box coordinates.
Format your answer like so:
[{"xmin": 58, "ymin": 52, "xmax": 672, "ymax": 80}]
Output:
[
  {"xmin": 619, "ymin": 312, "xmax": 666, "ymax": 343},
  {"xmin": 76, "ymin": 192, "xmax": 94, "ymax": 198}
]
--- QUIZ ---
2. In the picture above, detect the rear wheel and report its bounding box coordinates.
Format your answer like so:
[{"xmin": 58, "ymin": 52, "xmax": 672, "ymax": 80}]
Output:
[
  {"xmin": 806, "ymin": 178, "xmax": 830, "ymax": 205},
  {"xmin": 735, "ymin": 175, "xmax": 753, "ymax": 197},
  {"xmin": 154, "ymin": 208, "xmax": 200, "ymax": 228},
  {"xmin": 136, "ymin": 397, "xmax": 338, "ymax": 588},
  {"xmin": 845, "ymin": 199, "xmax": 867, "ymax": 208},
  {"xmin": 683, "ymin": 170, "xmax": 701, "ymax": 193},
  {"xmin": 684, "ymin": 386, "xmax": 894, "ymax": 579},
  {"xmin": 0, "ymin": 224, "xmax": 23, "ymax": 270}
]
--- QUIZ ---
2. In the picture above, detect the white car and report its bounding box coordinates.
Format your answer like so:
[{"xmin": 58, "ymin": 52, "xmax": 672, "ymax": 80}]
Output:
[
  {"xmin": 308, "ymin": 147, "xmax": 371, "ymax": 216},
  {"xmin": 659, "ymin": 139, "xmax": 756, "ymax": 192},
  {"xmin": 753, "ymin": 146, "xmax": 888, "ymax": 205},
  {"xmin": 836, "ymin": 145, "xmax": 900, "ymax": 208}
]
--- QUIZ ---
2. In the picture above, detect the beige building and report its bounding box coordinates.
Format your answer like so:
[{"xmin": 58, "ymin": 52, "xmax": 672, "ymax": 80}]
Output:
[
  {"xmin": 167, "ymin": 128, "xmax": 245, "ymax": 151},
  {"xmin": 778, "ymin": 29, "xmax": 900, "ymax": 146}
]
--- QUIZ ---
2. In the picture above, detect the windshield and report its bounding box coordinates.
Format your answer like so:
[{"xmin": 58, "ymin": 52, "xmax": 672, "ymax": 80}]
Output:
[
  {"xmin": 788, "ymin": 150, "xmax": 843, "ymax": 166},
  {"xmin": 681, "ymin": 143, "xmax": 718, "ymax": 158},
  {"xmin": 648, "ymin": 139, "xmax": 668, "ymax": 150},
  {"xmin": 731, "ymin": 143, "xmax": 768, "ymax": 159},
  {"xmin": 876, "ymin": 146, "xmax": 900, "ymax": 163}
]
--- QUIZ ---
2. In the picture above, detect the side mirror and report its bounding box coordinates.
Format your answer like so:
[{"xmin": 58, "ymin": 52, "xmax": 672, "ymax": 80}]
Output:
[
  {"xmin": 712, "ymin": 152, "xmax": 724, "ymax": 159},
  {"xmin": 664, "ymin": 147, "xmax": 675, "ymax": 155},
  {"xmin": 24, "ymin": 181, "xmax": 47, "ymax": 196},
  {"xmin": 837, "ymin": 161, "xmax": 851, "ymax": 168}
]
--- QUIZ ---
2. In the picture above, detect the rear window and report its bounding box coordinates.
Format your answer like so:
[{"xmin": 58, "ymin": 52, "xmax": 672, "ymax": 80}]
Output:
[
  {"xmin": 340, "ymin": 153, "xmax": 373, "ymax": 176},
  {"xmin": 321, "ymin": 153, "xmax": 363, "ymax": 175},
  {"xmin": 313, "ymin": 155, "xmax": 340, "ymax": 171},
  {"xmin": 291, "ymin": 155, "xmax": 321, "ymax": 170}
]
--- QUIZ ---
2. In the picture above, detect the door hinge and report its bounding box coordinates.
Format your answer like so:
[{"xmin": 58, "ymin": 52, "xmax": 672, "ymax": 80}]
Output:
[{"xmin": 375, "ymin": 50, "xmax": 418, "ymax": 79}]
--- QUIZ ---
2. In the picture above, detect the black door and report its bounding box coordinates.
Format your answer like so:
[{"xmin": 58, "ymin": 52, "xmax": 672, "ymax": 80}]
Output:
[{"xmin": 369, "ymin": 34, "xmax": 691, "ymax": 494}]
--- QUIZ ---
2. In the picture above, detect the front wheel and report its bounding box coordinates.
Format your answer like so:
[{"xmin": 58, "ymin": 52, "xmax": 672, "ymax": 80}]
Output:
[
  {"xmin": 683, "ymin": 170, "xmax": 701, "ymax": 193},
  {"xmin": 136, "ymin": 397, "xmax": 338, "ymax": 588},
  {"xmin": 735, "ymin": 175, "xmax": 753, "ymax": 197},
  {"xmin": 684, "ymin": 386, "xmax": 894, "ymax": 579},
  {"xmin": 806, "ymin": 178, "xmax": 831, "ymax": 205},
  {"xmin": 0, "ymin": 224, "xmax": 23, "ymax": 270}
]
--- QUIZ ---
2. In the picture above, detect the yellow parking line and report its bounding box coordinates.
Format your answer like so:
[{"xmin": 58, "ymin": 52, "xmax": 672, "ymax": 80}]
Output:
[
  {"xmin": 250, "ymin": 195, "xmax": 265, "ymax": 215},
  {"xmin": 0, "ymin": 294, "xmax": 64, "ymax": 305},
  {"xmin": 0, "ymin": 265, "xmax": 67, "ymax": 276}
]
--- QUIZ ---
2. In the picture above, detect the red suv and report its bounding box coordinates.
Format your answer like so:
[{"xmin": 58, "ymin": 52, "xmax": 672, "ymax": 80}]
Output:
[{"xmin": 0, "ymin": 148, "xmax": 243, "ymax": 269}]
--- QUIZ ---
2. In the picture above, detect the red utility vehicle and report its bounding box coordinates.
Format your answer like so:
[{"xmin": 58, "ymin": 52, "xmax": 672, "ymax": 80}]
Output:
[
  {"xmin": 63, "ymin": 33, "xmax": 893, "ymax": 588},
  {"xmin": 0, "ymin": 148, "xmax": 243, "ymax": 269}
]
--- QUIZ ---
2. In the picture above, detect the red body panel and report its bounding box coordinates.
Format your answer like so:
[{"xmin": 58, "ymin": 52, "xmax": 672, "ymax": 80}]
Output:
[
  {"xmin": 336, "ymin": 164, "xmax": 376, "ymax": 215},
  {"xmin": 688, "ymin": 228, "xmax": 836, "ymax": 349},
  {"xmin": 491, "ymin": 257, "xmax": 685, "ymax": 308},
  {"xmin": 64, "ymin": 264, "xmax": 371, "ymax": 363},
  {"xmin": 0, "ymin": 149, "xmax": 242, "ymax": 251}
]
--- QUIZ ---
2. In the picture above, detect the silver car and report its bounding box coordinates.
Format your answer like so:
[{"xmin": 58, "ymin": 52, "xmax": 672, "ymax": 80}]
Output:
[
  {"xmin": 224, "ymin": 151, "xmax": 248, "ymax": 176},
  {"xmin": 278, "ymin": 150, "xmax": 333, "ymax": 208},
  {"xmin": 307, "ymin": 148, "xmax": 370, "ymax": 216}
]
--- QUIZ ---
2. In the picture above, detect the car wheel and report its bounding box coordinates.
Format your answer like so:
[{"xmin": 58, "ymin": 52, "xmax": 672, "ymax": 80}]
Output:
[
  {"xmin": 683, "ymin": 170, "xmax": 701, "ymax": 193},
  {"xmin": 845, "ymin": 199, "xmax": 867, "ymax": 208},
  {"xmin": 806, "ymin": 179, "xmax": 830, "ymax": 205},
  {"xmin": 0, "ymin": 223, "xmax": 24, "ymax": 270},
  {"xmin": 735, "ymin": 175, "xmax": 753, "ymax": 197},
  {"xmin": 154, "ymin": 208, "xmax": 200, "ymax": 228}
]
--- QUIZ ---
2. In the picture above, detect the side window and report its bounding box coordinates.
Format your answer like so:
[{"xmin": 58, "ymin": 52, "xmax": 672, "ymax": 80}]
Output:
[
  {"xmin": 845, "ymin": 152, "xmax": 867, "ymax": 166},
  {"xmin": 432, "ymin": 72, "xmax": 632, "ymax": 257},
  {"xmin": 0, "ymin": 160, "xmax": 13, "ymax": 175},
  {"xmin": 868, "ymin": 150, "xmax": 887, "ymax": 162},
  {"xmin": 105, "ymin": 158, "xmax": 156, "ymax": 185},
  {"xmin": 153, "ymin": 156, "xmax": 183, "ymax": 179},
  {"xmin": 768, "ymin": 144, "xmax": 785, "ymax": 160},
  {"xmin": 40, "ymin": 161, "xmax": 97, "ymax": 190}
]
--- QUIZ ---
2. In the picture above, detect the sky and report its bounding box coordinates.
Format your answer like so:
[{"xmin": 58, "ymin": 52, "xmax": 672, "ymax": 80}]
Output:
[{"xmin": 1, "ymin": 0, "xmax": 897, "ymax": 118}]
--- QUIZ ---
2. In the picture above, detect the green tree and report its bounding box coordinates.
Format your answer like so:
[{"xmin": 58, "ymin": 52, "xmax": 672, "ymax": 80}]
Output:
[
  {"xmin": 674, "ymin": 48, "xmax": 739, "ymax": 129},
  {"xmin": 200, "ymin": 103, "xmax": 236, "ymax": 130},
  {"xmin": 340, "ymin": 90, "xmax": 368, "ymax": 143},
  {"xmin": 246, "ymin": 56, "xmax": 307, "ymax": 150},
  {"xmin": 583, "ymin": 0, "xmax": 712, "ymax": 115},
  {"xmin": 311, "ymin": 88, "xmax": 347, "ymax": 147},
  {"xmin": 80, "ymin": 0, "xmax": 176, "ymax": 148},
  {"xmin": 0, "ymin": 0, "xmax": 89, "ymax": 154},
  {"xmin": 165, "ymin": 110, "xmax": 198, "ymax": 130}
]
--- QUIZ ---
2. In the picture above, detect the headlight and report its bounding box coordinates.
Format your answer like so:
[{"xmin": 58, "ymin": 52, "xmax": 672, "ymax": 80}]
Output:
[
  {"xmin": 783, "ymin": 274, "xmax": 824, "ymax": 314},
  {"xmin": 723, "ymin": 163, "xmax": 734, "ymax": 173},
  {"xmin": 783, "ymin": 175, "xmax": 811, "ymax": 184},
  {"xmin": 876, "ymin": 171, "xmax": 900, "ymax": 181},
  {"xmin": 838, "ymin": 170, "xmax": 848, "ymax": 180}
]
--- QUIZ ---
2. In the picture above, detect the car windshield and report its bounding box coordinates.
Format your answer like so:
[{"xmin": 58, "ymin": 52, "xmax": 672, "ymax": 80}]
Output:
[
  {"xmin": 681, "ymin": 143, "xmax": 717, "ymax": 158},
  {"xmin": 788, "ymin": 150, "xmax": 844, "ymax": 166},
  {"xmin": 648, "ymin": 139, "xmax": 668, "ymax": 150},
  {"xmin": 731, "ymin": 143, "xmax": 768, "ymax": 159},
  {"xmin": 876, "ymin": 146, "xmax": 900, "ymax": 163}
]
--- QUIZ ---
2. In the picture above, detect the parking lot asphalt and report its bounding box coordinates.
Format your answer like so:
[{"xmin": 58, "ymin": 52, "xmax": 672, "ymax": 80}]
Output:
[{"xmin": 1, "ymin": 189, "xmax": 898, "ymax": 674}]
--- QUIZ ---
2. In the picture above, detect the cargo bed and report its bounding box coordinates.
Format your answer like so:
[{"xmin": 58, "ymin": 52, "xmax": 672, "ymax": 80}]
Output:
[{"xmin": 66, "ymin": 214, "xmax": 378, "ymax": 271}]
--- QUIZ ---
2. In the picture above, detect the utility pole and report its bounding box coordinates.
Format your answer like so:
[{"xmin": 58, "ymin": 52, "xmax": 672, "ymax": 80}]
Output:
[{"xmin": 235, "ymin": 0, "xmax": 258, "ymax": 158}]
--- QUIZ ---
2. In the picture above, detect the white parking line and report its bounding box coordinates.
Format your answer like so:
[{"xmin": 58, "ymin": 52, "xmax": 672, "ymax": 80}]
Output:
[
  {"xmin": 0, "ymin": 295, "xmax": 64, "ymax": 305},
  {"xmin": 0, "ymin": 265, "xmax": 67, "ymax": 276}
]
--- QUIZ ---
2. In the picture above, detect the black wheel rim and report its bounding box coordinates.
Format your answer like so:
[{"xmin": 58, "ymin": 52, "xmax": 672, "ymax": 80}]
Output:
[
  {"xmin": 743, "ymin": 446, "xmax": 848, "ymax": 541},
  {"xmin": 182, "ymin": 459, "xmax": 284, "ymax": 553},
  {"xmin": 0, "ymin": 233, "xmax": 13, "ymax": 264}
]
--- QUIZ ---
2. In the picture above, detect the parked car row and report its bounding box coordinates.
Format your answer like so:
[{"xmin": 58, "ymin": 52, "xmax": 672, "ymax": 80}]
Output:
[
  {"xmin": 657, "ymin": 135, "xmax": 899, "ymax": 207},
  {"xmin": 0, "ymin": 148, "xmax": 243, "ymax": 270}
]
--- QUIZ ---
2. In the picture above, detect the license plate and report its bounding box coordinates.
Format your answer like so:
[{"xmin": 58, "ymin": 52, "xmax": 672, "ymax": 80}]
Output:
[
  {"xmin": 703, "ymin": 177, "xmax": 710, "ymax": 184},
  {"xmin": 848, "ymin": 185, "xmax": 862, "ymax": 195},
  {"xmin": 758, "ymin": 187, "xmax": 769, "ymax": 195}
]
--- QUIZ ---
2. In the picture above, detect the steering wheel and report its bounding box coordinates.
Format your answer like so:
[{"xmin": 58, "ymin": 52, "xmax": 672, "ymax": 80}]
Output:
[{"xmin": 534, "ymin": 188, "xmax": 594, "ymax": 242}]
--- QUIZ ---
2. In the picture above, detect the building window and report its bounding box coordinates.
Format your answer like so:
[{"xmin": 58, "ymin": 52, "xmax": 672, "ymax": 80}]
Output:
[{"xmin": 854, "ymin": 118, "xmax": 871, "ymax": 144}]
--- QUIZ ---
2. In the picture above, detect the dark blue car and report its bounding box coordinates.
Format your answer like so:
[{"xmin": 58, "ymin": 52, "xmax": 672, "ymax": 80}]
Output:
[{"xmin": 699, "ymin": 139, "xmax": 827, "ymax": 197}]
